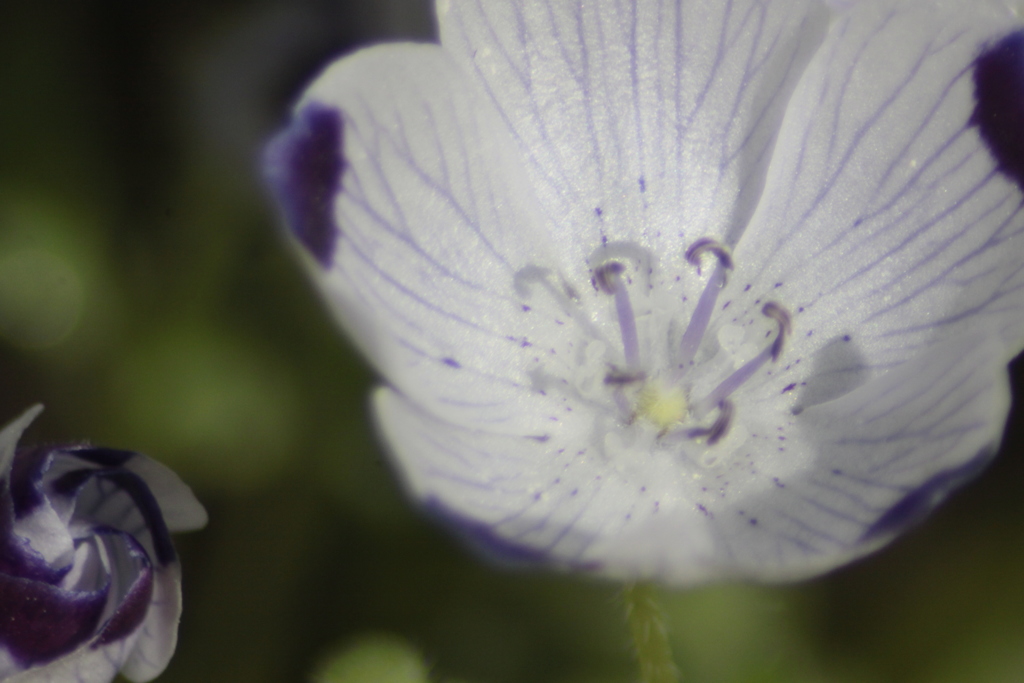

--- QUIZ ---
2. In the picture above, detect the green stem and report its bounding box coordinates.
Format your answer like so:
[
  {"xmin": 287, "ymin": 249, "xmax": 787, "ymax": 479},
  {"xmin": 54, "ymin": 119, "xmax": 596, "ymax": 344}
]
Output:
[{"xmin": 624, "ymin": 582, "xmax": 680, "ymax": 683}]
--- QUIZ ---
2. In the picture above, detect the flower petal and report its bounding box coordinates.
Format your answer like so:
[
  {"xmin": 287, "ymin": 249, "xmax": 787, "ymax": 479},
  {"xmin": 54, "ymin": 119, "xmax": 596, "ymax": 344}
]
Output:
[
  {"xmin": 116, "ymin": 564, "xmax": 182, "ymax": 683},
  {"xmin": 729, "ymin": 1, "xmax": 1024, "ymax": 373},
  {"xmin": 6, "ymin": 640, "xmax": 128, "ymax": 683},
  {"xmin": 0, "ymin": 573, "xmax": 108, "ymax": 676},
  {"xmin": 266, "ymin": 44, "xmax": 602, "ymax": 433},
  {"xmin": 0, "ymin": 405, "xmax": 43, "ymax": 478},
  {"xmin": 50, "ymin": 466, "xmax": 177, "ymax": 567},
  {"xmin": 60, "ymin": 448, "xmax": 208, "ymax": 533},
  {"xmin": 378, "ymin": 326, "xmax": 1009, "ymax": 584},
  {"xmin": 724, "ymin": 330, "xmax": 1009, "ymax": 581},
  {"xmin": 375, "ymin": 385, "xmax": 727, "ymax": 581},
  {"xmin": 438, "ymin": 0, "xmax": 832, "ymax": 258}
]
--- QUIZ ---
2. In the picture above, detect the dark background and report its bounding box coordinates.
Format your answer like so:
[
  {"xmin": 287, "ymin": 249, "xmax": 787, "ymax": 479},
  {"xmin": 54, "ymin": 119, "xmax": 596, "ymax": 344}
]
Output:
[{"xmin": 2, "ymin": 2, "xmax": 1024, "ymax": 681}]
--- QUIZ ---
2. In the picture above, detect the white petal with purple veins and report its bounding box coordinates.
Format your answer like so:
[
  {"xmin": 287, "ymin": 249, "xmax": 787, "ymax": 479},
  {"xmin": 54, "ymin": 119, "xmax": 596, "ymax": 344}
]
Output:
[
  {"xmin": 732, "ymin": 0, "xmax": 1024, "ymax": 375},
  {"xmin": 439, "ymin": 0, "xmax": 831, "ymax": 258},
  {"xmin": 268, "ymin": 0, "xmax": 1024, "ymax": 584},
  {"xmin": 276, "ymin": 44, "xmax": 576, "ymax": 434}
]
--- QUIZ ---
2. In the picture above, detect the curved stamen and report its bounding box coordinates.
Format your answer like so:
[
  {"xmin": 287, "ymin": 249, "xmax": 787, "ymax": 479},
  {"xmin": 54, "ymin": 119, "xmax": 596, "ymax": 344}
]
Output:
[
  {"xmin": 686, "ymin": 400, "xmax": 734, "ymax": 445},
  {"xmin": 685, "ymin": 238, "xmax": 734, "ymax": 274},
  {"xmin": 594, "ymin": 261, "xmax": 640, "ymax": 367},
  {"xmin": 695, "ymin": 302, "xmax": 791, "ymax": 416},
  {"xmin": 762, "ymin": 301, "xmax": 792, "ymax": 361},
  {"xmin": 678, "ymin": 239, "xmax": 733, "ymax": 370}
]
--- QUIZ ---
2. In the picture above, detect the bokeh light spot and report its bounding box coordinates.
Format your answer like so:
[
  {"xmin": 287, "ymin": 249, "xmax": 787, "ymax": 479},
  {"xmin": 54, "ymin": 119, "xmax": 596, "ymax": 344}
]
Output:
[
  {"xmin": 111, "ymin": 325, "xmax": 299, "ymax": 492},
  {"xmin": 0, "ymin": 248, "xmax": 83, "ymax": 348}
]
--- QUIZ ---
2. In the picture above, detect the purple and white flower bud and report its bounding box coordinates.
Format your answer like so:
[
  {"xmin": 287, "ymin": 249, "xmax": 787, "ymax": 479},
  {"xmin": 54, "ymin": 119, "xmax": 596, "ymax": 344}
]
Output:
[{"xmin": 0, "ymin": 406, "xmax": 207, "ymax": 683}]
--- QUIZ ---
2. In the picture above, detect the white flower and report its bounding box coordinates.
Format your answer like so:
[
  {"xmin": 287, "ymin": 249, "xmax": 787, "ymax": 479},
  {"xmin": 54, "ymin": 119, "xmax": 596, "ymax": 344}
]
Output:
[
  {"xmin": 0, "ymin": 407, "xmax": 207, "ymax": 682},
  {"xmin": 265, "ymin": 0, "xmax": 1024, "ymax": 584}
]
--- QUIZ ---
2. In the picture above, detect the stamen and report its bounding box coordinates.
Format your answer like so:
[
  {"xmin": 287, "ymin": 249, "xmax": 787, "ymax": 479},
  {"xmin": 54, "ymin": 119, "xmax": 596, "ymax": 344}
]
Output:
[
  {"xmin": 686, "ymin": 400, "xmax": 733, "ymax": 445},
  {"xmin": 605, "ymin": 369, "xmax": 645, "ymax": 421},
  {"xmin": 762, "ymin": 302, "xmax": 792, "ymax": 361},
  {"xmin": 604, "ymin": 369, "xmax": 646, "ymax": 385},
  {"xmin": 685, "ymin": 238, "xmax": 734, "ymax": 275},
  {"xmin": 678, "ymin": 239, "xmax": 733, "ymax": 369},
  {"xmin": 594, "ymin": 261, "xmax": 640, "ymax": 367},
  {"xmin": 695, "ymin": 302, "xmax": 791, "ymax": 415}
]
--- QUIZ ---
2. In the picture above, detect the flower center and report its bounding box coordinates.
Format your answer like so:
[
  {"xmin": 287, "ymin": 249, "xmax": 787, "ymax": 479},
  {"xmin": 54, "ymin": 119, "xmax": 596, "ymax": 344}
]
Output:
[
  {"xmin": 635, "ymin": 380, "xmax": 689, "ymax": 432},
  {"xmin": 588, "ymin": 238, "xmax": 791, "ymax": 448}
]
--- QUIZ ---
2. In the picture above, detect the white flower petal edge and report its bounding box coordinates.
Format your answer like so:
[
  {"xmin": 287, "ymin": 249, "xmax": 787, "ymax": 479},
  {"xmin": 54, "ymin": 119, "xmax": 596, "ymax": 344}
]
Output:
[
  {"xmin": 377, "ymin": 330, "xmax": 1008, "ymax": 582},
  {"xmin": 267, "ymin": 44, "xmax": 574, "ymax": 435},
  {"xmin": 266, "ymin": 0, "xmax": 1024, "ymax": 584}
]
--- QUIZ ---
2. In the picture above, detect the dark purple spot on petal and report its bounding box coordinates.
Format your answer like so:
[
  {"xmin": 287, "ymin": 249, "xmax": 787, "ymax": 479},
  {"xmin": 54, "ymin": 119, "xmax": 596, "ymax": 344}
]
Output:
[
  {"xmin": 638, "ymin": 176, "xmax": 646, "ymax": 193},
  {"xmin": 264, "ymin": 102, "xmax": 343, "ymax": 266},
  {"xmin": 0, "ymin": 573, "xmax": 108, "ymax": 667},
  {"xmin": 861, "ymin": 445, "xmax": 995, "ymax": 543},
  {"xmin": 971, "ymin": 31, "xmax": 1024, "ymax": 191},
  {"xmin": 442, "ymin": 358, "xmax": 461, "ymax": 369}
]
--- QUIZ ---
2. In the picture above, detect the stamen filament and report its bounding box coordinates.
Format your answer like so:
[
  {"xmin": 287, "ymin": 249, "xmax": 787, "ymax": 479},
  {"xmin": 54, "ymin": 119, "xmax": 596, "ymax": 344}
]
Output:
[
  {"xmin": 695, "ymin": 346, "xmax": 773, "ymax": 416},
  {"xmin": 595, "ymin": 262, "xmax": 641, "ymax": 368},
  {"xmin": 695, "ymin": 302, "xmax": 791, "ymax": 416},
  {"xmin": 678, "ymin": 239, "xmax": 733, "ymax": 370},
  {"xmin": 678, "ymin": 262, "xmax": 726, "ymax": 369},
  {"xmin": 615, "ymin": 285, "xmax": 640, "ymax": 367}
]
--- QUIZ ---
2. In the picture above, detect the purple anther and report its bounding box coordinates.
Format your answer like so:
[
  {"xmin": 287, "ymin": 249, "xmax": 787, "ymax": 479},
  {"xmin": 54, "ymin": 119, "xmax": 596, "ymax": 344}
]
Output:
[
  {"xmin": 593, "ymin": 261, "xmax": 626, "ymax": 294},
  {"xmin": 687, "ymin": 400, "xmax": 734, "ymax": 445},
  {"xmin": 594, "ymin": 262, "xmax": 640, "ymax": 367},
  {"xmin": 604, "ymin": 369, "xmax": 646, "ymax": 385},
  {"xmin": 685, "ymin": 238, "xmax": 734, "ymax": 275},
  {"xmin": 696, "ymin": 303, "xmax": 792, "ymax": 414},
  {"xmin": 762, "ymin": 302, "xmax": 792, "ymax": 361}
]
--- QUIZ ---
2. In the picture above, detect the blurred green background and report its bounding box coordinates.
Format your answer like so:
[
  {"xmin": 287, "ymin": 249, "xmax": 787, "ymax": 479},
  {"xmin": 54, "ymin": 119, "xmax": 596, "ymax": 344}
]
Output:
[{"xmin": 2, "ymin": 2, "xmax": 1024, "ymax": 682}]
